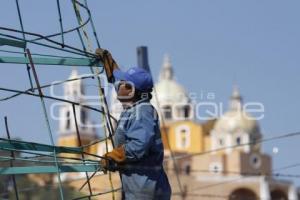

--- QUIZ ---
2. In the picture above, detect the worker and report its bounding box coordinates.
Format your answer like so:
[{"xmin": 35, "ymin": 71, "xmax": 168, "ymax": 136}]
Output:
[{"xmin": 95, "ymin": 48, "xmax": 172, "ymax": 200}]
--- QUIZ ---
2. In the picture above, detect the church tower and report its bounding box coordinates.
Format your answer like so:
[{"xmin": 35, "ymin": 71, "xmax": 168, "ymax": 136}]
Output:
[
  {"xmin": 57, "ymin": 69, "xmax": 98, "ymax": 157},
  {"xmin": 151, "ymin": 54, "xmax": 195, "ymax": 124},
  {"xmin": 150, "ymin": 55, "xmax": 205, "ymax": 156},
  {"xmin": 207, "ymin": 86, "xmax": 270, "ymax": 175}
]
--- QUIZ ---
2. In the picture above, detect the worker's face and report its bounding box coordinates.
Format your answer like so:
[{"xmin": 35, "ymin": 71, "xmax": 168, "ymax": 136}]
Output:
[{"xmin": 115, "ymin": 81, "xmax": 135, "ymax": 102}]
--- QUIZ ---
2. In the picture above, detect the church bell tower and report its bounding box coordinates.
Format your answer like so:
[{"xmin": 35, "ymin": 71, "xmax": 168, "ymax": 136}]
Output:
[{"xmin": 57, "ymin": 69, "xmax": 98, "ymax": 157}]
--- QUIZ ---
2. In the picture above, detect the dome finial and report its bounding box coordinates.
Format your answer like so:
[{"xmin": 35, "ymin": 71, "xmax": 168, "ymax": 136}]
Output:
[
  {"xmin": 64, "ymin": 67, "xmax": 85, "ymax": 98},
  {"xmin": 69, "ymin": 67, "xmax": 79, "ymax": 79},
  {"xmin": 232, "ymin": 85, "xmax": 241, "ymax": 98},
  {"xmin": 159, "ymin": 54, "xmax": 174, "ymax": 80},
  {"xmin": 230, "ymin": 85, "xmax": 243, "ymax": 111}
]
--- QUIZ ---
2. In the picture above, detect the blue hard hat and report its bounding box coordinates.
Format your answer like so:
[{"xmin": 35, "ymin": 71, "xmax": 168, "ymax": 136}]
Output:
[{"xmin": 113, "ymin": 67, "xmax": 153, "ymax": 92}]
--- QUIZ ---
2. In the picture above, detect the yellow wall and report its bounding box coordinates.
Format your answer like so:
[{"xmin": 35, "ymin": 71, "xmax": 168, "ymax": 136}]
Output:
[
  {"xmin": 57, "ymin": 135, "xmax": 98, "ymax": 158},
  {"xmin": 160, "ymin": 126, "xmax": 170, "ymax": 150},
  {"xmin": 165, "ymin": 121, "xmax": 205, "ymax": 154},
  {"xmin": 204, "ymin": 136, "xmax": 211, "ymax": 152}
]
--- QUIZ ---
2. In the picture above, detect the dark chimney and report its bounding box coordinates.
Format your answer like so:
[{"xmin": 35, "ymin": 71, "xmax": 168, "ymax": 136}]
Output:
[{"xmin": 136, "ymin": 46, "xmax": 150, "ymax": 71}]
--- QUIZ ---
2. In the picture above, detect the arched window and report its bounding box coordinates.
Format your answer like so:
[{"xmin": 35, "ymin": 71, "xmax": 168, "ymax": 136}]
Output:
[
  {"xmin": 229, "ymin": 188, "xmax": 258, "ymax": 200},
  {"xmin": 251, "ymin": 135, "xmax": 257, "ymax": 144},
  {"xmin": 183, "ymin": 105, "xmax": 190, "ymax": 118},
  {"xmin": 176, "ymin": 125, "xmax": 190, "ymax": 149},
  {"xmin": 73, "ymin": 90, "xmax": 77, "ymax": 97},
  {"xmin": 174, "ymin": 104, "xmax": 192, "ymax": 120},
  {"xmin": 66, "ymin": 111, "xmax": 70, "ymax": 130},
  {"xmin": 81, "ymin": 108, "xmax": 86, "ymax": 125},
  {"xmin": 236, "ymin": 137, "xmax": 241, "ymax": 145},
  {"xmin": 80, "ymin": 84, "xmax": 84, "ymax": 95},
  {"xmin": 185, "ymin": 165, "xmax": 191, "ymax": 175},
  {"xmin": 271, "ymin": 190, "xmax": 288, "ymax": 200},
  {"xmin": 180, "ymin": 129, "xmax": 187, "ymax": 148},
  {"xmin": 217, "ymin": 136, "xmax": 225, "ymax": 147},
  {"xmin": 162, "ymin": 105, "xmax": 172, "ymax": 120},
  {"xmin": 219, "ymin": 138, "xmax": 224, "ymax": 146}
]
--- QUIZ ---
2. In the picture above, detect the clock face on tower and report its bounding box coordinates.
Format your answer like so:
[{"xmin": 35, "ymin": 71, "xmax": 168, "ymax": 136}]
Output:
[{"xmin": 249, "ymin": 153, "xmax": 262, "ymax": 169}]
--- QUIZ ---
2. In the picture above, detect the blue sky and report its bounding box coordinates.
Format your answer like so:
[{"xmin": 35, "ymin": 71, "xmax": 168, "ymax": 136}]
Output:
[{"xmin": 1, "ymin": 0, "xmax": 300, "ymax": 185}]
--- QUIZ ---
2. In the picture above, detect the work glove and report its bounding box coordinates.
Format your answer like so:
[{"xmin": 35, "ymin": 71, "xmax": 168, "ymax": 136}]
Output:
[
  {"xmin": 100, "ymin": 157, "xmax": 118, "ymax": 173},
  {"xmin": 95, "ymin": 48, "xmax": 119, "ymax": 83},
  {"xmin": 100, "ymin": 145, "xmax": 126, "ymax": 172}
]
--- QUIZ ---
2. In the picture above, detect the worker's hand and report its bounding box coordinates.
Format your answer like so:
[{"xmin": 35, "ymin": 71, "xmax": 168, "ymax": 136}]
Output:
[
  {"xmin": 95, "ymin": 48, "xmax": 119, "ymax": 83},
  {"xmin": 105, "ymin": 145, "xmax": 126, "ymax": 163},
  {"xmin": 100, "ymin": 145, "xmax": 126, "ymax": 172},
  {"xmin": 95, "ymin": 48, "xmax": 108, "ymax": 60},
  {"xmin": 100, "ymin": 158, "xmax": 107, "ymax": 173}
]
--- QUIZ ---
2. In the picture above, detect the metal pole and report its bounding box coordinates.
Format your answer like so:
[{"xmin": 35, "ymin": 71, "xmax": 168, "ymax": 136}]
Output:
[{"xmin": 4, "ymin": 116, "xmax": 19, "ymax": 200}]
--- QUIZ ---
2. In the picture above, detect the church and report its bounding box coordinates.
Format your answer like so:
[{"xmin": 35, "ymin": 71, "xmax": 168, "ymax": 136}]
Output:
[{"xmin": 57, "ymin": 55, "xmax": 299, "ymax": 200}]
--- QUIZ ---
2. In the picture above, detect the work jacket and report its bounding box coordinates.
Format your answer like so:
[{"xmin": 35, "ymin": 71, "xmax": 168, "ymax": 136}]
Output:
[{"xmin": 114, "ymin": 99, "xmax": 171, "ymax": 200}]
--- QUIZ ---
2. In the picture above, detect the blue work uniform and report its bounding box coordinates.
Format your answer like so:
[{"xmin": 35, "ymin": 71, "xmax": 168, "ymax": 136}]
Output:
[{"xmin": 114, "ymin": 99, "xmax": 171, "ymax": 200}]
